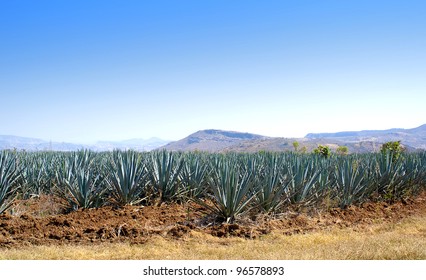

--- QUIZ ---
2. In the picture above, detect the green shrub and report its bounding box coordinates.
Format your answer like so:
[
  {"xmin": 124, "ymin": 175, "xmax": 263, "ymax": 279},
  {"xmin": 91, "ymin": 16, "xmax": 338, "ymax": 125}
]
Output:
[
  {"xmin": 380, "ymin": 141, "xmax": 404, "ymax": 161},
  {"xmin": 313, "ymin": 145, "xmax": 331, "ymax": 158}
]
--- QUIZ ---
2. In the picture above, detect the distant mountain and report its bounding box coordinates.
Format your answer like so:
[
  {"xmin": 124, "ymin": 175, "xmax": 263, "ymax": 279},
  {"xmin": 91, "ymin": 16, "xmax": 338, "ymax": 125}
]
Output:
[
  {"xmin": 91, "ymin": 138, "xmax": 170, "ymax": 151},
  {"xmin": 0, "ymin": 135, "xmax": 170, "ymax": 151},
  {"xmin": 161, "ymin": 129, "xmax": 268, "ymax": 152},
  {"xmin": 305, "ymin": 124, "xmax": 426, "ymax": 150},
  {"xmin": 0, "ymin": 135, "xmax": 85, "ymax": 151},
  {"xmin": 3, "ymin": 124, "xmax": 425, "ymax": 153},
  {"xmin": 161, "ymin": 125, "xmax": 426, "ymax": 153},
  {"xmin": 0, "ymin": 135, "xmax": 45, "ymax": 150}
]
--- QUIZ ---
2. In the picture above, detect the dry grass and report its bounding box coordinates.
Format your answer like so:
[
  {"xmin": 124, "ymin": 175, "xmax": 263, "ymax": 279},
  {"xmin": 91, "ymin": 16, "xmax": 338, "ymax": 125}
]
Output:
[{"xmin": 1, "ymin": 214, "xmax": 425, "ymax": 260}]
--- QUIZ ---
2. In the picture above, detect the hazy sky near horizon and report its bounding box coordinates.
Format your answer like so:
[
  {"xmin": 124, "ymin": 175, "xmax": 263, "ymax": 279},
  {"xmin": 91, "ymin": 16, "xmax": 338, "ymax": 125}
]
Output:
[{"xmin": 1, "ymin": 0, "xmax": 425, "ymax": 143}]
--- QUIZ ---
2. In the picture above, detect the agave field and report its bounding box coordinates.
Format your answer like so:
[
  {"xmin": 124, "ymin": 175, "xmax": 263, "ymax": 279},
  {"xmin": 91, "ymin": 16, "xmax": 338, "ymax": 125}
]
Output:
[{"xmin": 1, "ymin": 149, "xmax": 425, "ymax": 225}]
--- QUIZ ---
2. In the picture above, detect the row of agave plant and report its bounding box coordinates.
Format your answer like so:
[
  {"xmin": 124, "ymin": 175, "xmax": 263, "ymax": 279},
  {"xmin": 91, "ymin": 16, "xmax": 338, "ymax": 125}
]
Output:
[{"xmin": 0, "ymin": 149, "xmax": 425, "ymax": 223}]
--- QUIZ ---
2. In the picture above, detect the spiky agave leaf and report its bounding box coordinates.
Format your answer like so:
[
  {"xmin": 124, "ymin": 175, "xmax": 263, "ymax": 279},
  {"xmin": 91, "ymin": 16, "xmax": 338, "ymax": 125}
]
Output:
[
  {"xmin": 56, "ymin": 150, "xmax": 106, "ymax": 209},
  {"xmin": 180, "ymin": 153, "xmax": 210, "ymax": 200},
  {"xmin": 284, "ymin": 155, "xmax": 321, "ymax": 206},
  {"xmin": 106, "ymin": 150, "xmax": 148, "ymax": 206},
  {"xmin": 333, "ymin": 156, "xmax": 374, "ymax": 208},
  {"xmin": 0, "ymin": 151, "xmax": 21, "ymax": 214},
  {"xmin": 373, "ymin": 152, "xmax": 405, "ymax": 201},
  {"xmin": 197, "ymin": 158, "xmax": 255, "ymax": 223},
  {"xmin": 149, "ymin": 150, "xmax": 184, "ymax": 204},
  {"xmin": 19, "ymin": 152, "xmax": 51, "ymax": 199},
  {"xmin": 252, "ymin": 153, "xmax": 287, "ymax": 214}
]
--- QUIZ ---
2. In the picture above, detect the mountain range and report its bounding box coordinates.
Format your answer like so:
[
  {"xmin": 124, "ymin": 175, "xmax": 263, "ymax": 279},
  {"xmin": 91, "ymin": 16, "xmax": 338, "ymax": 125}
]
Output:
[
  {"xmin": 162, "ymin": 124, "xmax": 426, "ymax": 153},
  {"xmin": 1, "ymin": 124, "xmax": 425, "ymax": 153},
  {"xmin": 304, "ymin": 124, "xmax": 426, "ymax": 150},
  {"xmin": 0, "ymin": 135, "xmax": 169, "ymax": 152}
]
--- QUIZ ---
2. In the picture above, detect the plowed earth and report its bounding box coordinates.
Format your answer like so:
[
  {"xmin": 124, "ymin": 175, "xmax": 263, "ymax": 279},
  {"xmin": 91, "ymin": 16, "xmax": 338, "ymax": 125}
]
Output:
[{"xmin": 1, "ymin": 193, "xmax": 425, "ymax": 247}]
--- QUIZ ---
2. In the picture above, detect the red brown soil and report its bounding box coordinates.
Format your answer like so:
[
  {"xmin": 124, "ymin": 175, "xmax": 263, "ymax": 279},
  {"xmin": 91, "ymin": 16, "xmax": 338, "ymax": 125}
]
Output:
[{"xmin": 1, "ymin": 193, "xmax": 425, "ymax": 247}]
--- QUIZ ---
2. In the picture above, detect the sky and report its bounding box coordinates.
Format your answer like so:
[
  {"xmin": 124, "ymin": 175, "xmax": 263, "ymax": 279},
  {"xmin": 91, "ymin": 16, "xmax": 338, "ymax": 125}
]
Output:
[{"xmin": 1, "ymin": 0, "xmax": 425, "ymax": 144}]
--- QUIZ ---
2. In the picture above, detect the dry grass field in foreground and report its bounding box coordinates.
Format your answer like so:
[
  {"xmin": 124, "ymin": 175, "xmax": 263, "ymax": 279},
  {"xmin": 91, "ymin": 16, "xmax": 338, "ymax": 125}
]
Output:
[{"xmin": 1, "ymin": 214, "xmax": 425, "ymax": 260}]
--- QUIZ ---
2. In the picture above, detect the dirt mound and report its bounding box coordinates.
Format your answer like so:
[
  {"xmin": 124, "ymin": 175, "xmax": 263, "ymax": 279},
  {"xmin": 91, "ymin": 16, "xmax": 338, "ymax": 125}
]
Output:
[
  {"xmin": 1, "ymin": 193, "xmax": 425, "ymax": 247},
  {"xmin": 0, "ymin": 201, "xmax": 201, "ymax": 247}
]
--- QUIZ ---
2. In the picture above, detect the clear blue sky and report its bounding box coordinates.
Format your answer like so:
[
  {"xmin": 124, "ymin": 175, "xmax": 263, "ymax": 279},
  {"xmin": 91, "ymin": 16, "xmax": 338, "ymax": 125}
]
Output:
[{"xmin": 1, "ymin": 0, "xmax": 425, "ymax": 143}]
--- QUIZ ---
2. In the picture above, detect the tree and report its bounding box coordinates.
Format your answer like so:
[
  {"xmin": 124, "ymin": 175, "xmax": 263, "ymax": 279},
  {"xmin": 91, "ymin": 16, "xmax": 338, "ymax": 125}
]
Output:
[
  {"xmin": 313, "ymin": 145, "xmax": 331, "ymax": 158},
  {"xmin": 336, "ymin": 146, "xmax": 349, "ymax": 155},
  {"xmin": 380, "ymin": 141, "xmax": 404, "ymax": 161},
  {"xmin": 292, "ymin": 141, "xmax": 300, "ymax": 152}
]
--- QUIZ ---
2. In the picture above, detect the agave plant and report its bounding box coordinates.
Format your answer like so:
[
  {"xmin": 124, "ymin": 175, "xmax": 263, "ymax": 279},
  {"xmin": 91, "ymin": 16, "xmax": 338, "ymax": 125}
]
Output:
[
  {"xmin": 0, "ymin": 151, "xmax": 21, "ymax": 214},
  {"xmin": 198, "ymin": 158, "xmax": 255, "ymax": 223},
  {"xmin": 252, "ymin": 153, "xmax": 287, "ymax": 213},
  {"xmin": 57, "ymin": 165, "xmax": 105, "ymax": 209},
  {"xmin": 56, "ymin": 150, "xmax": 106, "ymax": 209},
  {"xmin": 373, "ymin": 152, "xmax": 405, "ymax": 201},
  {"xmin": 106, "ymin": 150, "xmax": 148, "ymax": 206},
  {"xmin": 149, "ymin": 150, "xmax": 184, "ymax": 204},
  {"xmin": 19, "ymin": 152, "xmax": 53, "ymax": 199},
  {"xmin": 397, "ymin": 154, "xmax": 423, "ymax": 197},
  {"xmin": 284, "ymin": 155, "xmax": 321, "ymax": 206},
  {"xmin": 180, "ymin": 153, "xmax": 210, "ymax": 200},
  {"xmin": 315, "ymin": 165, "xmax": 335, "ymax": 208},
  {"xmin": 379, "ymin": 153, "xmax": 426, "ymax": 201},
  {"xmin": 333, "ymin": 157, "xmax": 373, "ymax": 208}
]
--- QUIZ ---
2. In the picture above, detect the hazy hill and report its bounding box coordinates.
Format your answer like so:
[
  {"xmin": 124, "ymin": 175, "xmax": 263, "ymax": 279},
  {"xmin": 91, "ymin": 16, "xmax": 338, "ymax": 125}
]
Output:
[
  {"xmin": 161, "ymin": 125, "xmax": 426, "ymax": 153},
  {"xmin": 0, "ymin": 135, "xmax": 85, "ymax": 151},
  {"xmin": 305, "ymin": 124, "xmax": 426, "ymax": 150},
  {"xmin": 161, "ymin": 129, "xmax": 268, "ymax": 152},
  {"xmin": 0, "ymin": 135, "xmax": 169, "ymax": 151},
  {"xmin": 91, "ymin": 138, "xmax": 170, "ymax": 151}
]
